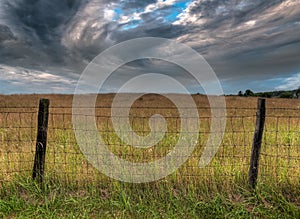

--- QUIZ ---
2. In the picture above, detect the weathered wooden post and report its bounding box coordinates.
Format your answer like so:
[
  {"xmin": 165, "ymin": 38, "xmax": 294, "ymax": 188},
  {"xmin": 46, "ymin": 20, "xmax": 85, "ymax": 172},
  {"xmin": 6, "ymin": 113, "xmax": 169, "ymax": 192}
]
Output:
[
  {"xmin": 248, "ymin": 98, "xmax": 266, "ymax": 188},
  {"xmin": 32, "ymin": 99, "xmax": 50, "ymax": 185}
]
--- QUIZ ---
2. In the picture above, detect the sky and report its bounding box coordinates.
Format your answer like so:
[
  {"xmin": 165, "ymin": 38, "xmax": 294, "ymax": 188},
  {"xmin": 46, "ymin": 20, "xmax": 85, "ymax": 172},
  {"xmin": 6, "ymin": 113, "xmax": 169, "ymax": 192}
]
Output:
[{"xmin": 0, "ymin": 0, "xmax": 299, "ymax": 94}]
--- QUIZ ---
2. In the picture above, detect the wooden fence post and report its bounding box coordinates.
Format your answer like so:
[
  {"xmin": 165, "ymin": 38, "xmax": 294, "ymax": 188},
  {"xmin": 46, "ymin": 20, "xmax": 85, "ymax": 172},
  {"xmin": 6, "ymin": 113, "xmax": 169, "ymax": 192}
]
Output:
[
  {"xmin": 248, "ymin": 98, "xmax": 266, "ymax": 188},
  {"xmin": 32, "ymin": 99, "xmax": 50, "ymax": 185}
]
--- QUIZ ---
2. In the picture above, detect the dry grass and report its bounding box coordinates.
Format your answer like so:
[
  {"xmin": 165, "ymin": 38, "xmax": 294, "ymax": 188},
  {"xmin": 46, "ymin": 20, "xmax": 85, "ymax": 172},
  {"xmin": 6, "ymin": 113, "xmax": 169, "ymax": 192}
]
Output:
[
  {"xmin": 0, "ymin": 94, "xmax": 299, "ymax": 218},
  {"xmin": 0, "ymin": 94, "xmax": 299, "ymax": 188}
]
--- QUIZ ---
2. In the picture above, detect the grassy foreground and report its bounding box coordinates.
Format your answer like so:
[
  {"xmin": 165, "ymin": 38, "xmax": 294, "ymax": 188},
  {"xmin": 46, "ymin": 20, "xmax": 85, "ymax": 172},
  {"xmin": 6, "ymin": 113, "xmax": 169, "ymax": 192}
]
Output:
[
  {"xmin": 0, "ymin": 177, "xmax": 299, "ymax": 219},
  {"xmin": 0, "ymin": 94, "xmax": 299, "ymax": 218}
]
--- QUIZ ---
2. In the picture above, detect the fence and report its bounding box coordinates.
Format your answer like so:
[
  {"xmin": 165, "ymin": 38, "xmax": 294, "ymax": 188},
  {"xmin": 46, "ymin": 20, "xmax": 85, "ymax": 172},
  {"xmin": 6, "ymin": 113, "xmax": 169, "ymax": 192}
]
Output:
[{"xmin": 0, "ymin": 96, "xmax": 299, "ymax": 188}]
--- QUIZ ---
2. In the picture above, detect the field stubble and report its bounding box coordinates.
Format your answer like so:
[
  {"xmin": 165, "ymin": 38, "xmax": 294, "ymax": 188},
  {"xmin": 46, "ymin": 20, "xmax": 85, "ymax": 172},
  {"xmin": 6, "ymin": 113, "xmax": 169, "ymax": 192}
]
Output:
[
  {"xmin": 0, "ymin": 94, "xmax": 299, "ymax": 218},
  {"xmin": 0, "ymin": 94, "xmax": 299, "ymax": 187}
]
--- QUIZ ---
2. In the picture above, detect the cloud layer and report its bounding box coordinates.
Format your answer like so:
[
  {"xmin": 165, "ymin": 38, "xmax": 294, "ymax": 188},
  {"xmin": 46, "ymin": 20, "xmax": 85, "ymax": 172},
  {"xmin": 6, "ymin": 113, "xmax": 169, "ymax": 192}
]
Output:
[{"xmin": 0, "ymin": 0, "xmax": 299, "ymax": 93}]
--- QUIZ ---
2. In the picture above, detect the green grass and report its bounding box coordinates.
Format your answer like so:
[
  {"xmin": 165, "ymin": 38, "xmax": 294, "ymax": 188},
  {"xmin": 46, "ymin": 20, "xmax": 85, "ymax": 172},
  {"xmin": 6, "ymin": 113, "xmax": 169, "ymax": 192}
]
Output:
[
  {"xmin": 0, "ymin": 177, "xmax": 299, "ymax": 218},
  {"xmin": 0, "ymin": 95, "xmax": 300, "ymax": 218}
]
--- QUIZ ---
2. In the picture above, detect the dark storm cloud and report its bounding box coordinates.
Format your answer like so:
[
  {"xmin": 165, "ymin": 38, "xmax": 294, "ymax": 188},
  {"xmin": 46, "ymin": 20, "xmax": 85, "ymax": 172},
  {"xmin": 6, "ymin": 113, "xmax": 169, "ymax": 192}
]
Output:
[
  {"xmin": 0, "ymin": 24, "xmax": 15, "ymax": 42},
  {"xmin": 0, "ymin": 0, "xmax": 300, "ymax": 93},
  {"xmin": 8, "ymin": 0, "xmax": 81, "ymax": 42},
  {"xmin": 170, "ymin": 0, "xmax": 300, "ymax": 81},
  {"xmin": 0, "ymin": 0, "xmax": 85, "ymax": 69}
]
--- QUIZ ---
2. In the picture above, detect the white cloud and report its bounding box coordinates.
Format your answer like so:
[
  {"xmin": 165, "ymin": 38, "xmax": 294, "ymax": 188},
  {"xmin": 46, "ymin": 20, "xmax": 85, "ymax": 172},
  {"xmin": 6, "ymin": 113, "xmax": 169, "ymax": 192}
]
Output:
[
  {"xmin": 118, "ymin": 12, "xmax": 142, "ymax": 24},
  {"xmin": 104, "ymin": 9, "xmax": 116, "ymax": 20},
  {"xmin": 172, "ymin": 0, "xmax": 200, "ymax": 25},
  {"xmin": 0, "ymin": 64, "xmax": 78, "ymax": 94},
  {"xmin": 276, "ymin": 73, "xmax": 300, "ymax": 90},
  {"xmin": 245, "ymin": 20, "xmax": 256, "ymax": 27},
  {"xmin": 116, "ymin": 0, "xmax": 181, "ymax": 25},
  {"xmin": 144, "ymin": 0, "xmax": 178, "ymax": 13}
]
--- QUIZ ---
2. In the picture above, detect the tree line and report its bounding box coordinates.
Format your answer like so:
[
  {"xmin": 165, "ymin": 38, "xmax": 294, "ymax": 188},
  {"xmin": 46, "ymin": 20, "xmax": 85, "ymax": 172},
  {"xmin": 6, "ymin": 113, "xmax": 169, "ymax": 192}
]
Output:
[{"xmin": 237, "ymin": 88, "xmax": 300, "ymax": 99}]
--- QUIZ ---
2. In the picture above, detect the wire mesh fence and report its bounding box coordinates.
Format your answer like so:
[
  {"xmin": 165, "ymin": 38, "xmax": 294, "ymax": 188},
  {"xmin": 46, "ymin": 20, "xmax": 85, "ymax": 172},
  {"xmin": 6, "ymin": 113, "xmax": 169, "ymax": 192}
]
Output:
[
  {"xmin": 260, "ymin": 108, "xmax": 300, "ymax": 182},
  {"xmin": 0, "ymin": 109, "xmax": 36, "ymax": 182},
  {"xmin": 0, "ymin": 97, "xmax": 299, "ymax": 188}
]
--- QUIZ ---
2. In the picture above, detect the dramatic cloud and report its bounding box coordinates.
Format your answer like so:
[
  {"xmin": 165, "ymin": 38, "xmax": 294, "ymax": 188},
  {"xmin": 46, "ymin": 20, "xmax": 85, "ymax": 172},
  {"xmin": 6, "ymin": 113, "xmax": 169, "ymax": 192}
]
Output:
[
  {"xmin": 0, "ymin": 64, "xmax": 77, "ymax": 94},
  {"xmin": 0, "ymin": 0, "xmax": 299, "ymax": 94}
]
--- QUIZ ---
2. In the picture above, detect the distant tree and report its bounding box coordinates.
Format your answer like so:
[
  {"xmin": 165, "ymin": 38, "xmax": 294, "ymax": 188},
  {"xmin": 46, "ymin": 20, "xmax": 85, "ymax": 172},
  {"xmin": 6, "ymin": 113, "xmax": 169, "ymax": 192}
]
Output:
[
  {"xmin": 257, "ymin": 92, "xmax": 272, "ymax": 98},
  {"xmin": 238, "ymin": 91, "xmax": 243, "ymax": 96},
  {"xmin": 279, "ymin": 91, "xmax": 293, "ymax": 99},
  {"xmin": 244, "ymin": 89, "xmax": 254, "ymax": 97},
  {"xmin": 263, "ymin": 92, "xmax": 272, "ymax": 98},
  {"xmin": 296, "ymin": 87, "xmax": 300, "ymax": 99}
]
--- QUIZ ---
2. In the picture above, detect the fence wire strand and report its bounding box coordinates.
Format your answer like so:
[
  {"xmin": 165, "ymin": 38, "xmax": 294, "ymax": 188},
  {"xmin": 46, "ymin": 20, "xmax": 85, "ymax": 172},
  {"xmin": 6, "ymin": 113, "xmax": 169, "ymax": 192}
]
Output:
[{"xmin": 0, "ymin": 104, "xmax": 299, "ymax": 186}]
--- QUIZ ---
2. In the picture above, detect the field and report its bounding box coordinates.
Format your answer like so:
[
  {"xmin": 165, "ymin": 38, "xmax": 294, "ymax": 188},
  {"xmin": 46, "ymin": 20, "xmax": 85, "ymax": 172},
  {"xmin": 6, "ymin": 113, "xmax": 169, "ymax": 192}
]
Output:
[{"xmin": 0, "ymin": 94, "xmax": 299, "ymax": 218}]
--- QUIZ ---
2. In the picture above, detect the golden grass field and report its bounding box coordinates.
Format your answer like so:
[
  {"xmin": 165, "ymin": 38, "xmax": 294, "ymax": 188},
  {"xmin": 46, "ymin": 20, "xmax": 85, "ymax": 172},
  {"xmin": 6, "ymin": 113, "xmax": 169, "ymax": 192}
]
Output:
[{"xmin": 0, "ymin": 94, "xmax": 299, "ymax": 188}]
